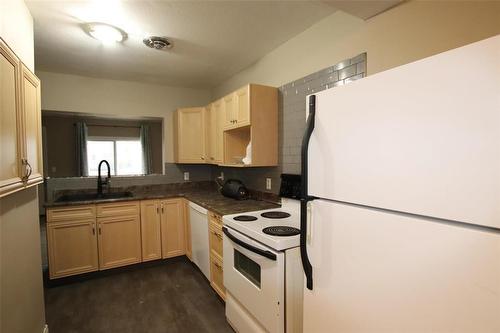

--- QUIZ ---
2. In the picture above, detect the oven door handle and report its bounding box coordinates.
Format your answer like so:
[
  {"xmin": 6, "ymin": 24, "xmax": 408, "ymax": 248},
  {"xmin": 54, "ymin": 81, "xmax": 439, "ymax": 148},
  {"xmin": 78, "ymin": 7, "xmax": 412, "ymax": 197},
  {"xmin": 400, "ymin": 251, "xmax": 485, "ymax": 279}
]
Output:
[{"xmin": 222, "ymin": 227, "xmax": 277, "ymax": 261}]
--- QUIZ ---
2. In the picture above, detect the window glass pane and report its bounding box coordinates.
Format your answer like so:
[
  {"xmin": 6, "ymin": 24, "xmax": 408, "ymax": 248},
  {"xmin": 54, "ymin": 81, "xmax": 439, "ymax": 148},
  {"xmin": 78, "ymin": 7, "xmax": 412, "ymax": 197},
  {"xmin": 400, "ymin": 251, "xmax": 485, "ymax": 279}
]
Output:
[
  {"xmin": 116, "ymin": 140, "xmax": 143, "ymax": 175},
  {"xmin": 234, "ymin": 249, "xmax": 261, "ymax": 288},
  {"xmin": 87, "ymin": 141, "xmax": 115, "ymax": 176}
]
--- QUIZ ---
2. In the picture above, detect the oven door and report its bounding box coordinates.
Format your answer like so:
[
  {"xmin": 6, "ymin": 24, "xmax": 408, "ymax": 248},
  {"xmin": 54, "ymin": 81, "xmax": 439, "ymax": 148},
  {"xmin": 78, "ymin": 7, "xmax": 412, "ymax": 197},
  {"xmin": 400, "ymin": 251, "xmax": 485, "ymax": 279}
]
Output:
[{"xmin": 223, "ymin": 226, "xmax": 285, "ymax": 333}]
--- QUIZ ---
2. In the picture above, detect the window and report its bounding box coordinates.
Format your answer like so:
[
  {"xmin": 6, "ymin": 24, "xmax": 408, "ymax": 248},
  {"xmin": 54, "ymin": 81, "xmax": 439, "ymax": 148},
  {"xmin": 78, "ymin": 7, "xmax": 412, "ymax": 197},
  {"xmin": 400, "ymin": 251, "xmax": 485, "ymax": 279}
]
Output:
[
  {"xmin": 87, "ymin": 139, "xmax": 143, "ymax": 176},
  {"xmin": 234, "ymin": 249, "xmax": 261, "ymax": 288}
]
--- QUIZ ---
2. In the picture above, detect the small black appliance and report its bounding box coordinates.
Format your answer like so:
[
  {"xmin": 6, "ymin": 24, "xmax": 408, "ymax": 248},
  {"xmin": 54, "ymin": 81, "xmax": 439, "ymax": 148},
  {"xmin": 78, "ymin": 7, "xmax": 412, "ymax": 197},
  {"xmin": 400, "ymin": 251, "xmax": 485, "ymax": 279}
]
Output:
[{"xmin": 220, "ymin": 179, "xmax": 249, "ymax": 200}]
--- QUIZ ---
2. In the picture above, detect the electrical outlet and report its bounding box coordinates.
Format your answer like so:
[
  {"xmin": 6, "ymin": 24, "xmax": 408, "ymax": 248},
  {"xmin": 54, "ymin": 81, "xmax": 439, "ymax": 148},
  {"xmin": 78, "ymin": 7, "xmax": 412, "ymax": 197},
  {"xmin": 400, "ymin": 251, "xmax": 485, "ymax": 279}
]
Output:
[
  {"xmin": 220, "ymin": 172, "xmax": 224, "ymax": 181},
  {"xmin": 266, "ymin": 178, "xmax": 272, "ymax": 190},
  {"xmin": 183, "ymin": 172, "xmax": 189, "ymax": 181}
]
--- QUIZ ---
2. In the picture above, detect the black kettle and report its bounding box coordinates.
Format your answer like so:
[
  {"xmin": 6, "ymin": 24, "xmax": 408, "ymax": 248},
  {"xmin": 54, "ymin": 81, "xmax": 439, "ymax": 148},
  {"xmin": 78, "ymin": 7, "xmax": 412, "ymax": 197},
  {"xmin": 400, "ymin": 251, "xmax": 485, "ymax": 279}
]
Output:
[{"xmin": 220, "ymin": 179, "xmax": 249, "ymax": 200}]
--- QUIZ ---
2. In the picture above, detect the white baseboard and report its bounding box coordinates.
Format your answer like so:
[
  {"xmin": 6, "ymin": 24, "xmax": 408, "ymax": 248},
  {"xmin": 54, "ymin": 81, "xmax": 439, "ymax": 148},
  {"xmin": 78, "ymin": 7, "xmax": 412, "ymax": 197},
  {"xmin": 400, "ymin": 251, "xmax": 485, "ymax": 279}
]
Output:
[{"xmin": 43, "ymin": 324, "xmax": 49, "ymax": 333}]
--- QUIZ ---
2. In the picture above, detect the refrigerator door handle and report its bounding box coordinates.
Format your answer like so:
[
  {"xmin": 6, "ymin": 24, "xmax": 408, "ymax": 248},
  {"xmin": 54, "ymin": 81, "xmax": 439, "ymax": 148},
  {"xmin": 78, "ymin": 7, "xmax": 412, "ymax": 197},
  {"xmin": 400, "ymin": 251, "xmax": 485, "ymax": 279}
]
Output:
[{"xmin": 300, "ymin": 94, "xmax": 316, "ymax": 290}]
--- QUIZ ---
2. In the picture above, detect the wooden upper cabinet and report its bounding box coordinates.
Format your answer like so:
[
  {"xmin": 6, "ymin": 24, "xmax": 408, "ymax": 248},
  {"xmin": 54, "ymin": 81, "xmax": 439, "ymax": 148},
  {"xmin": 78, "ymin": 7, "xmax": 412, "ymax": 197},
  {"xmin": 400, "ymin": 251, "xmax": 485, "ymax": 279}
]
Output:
[
  {"xmin": 234, "ymin": 85, "xmax": 250, "ymax": 127},
  {"xmin": 161, "ymin": 198, "xmax": 185, "ymax": 259},
  {"xmin": 175, "ymin": 84, "xmax": 277, "ymax": 166},
  {"xmin": 0, "ymin": 38, "xmax": 43, "ymax": 197},
  {"xmin": 223, "ymin": 84, "xmax": 278, "ymax": 167},
  {"xmin": 174, "ymin": 107, "xmax": 207, "ymax": 163},
  {"xmin": 223, "ymin": 85, "xmax": 251, "ymax": 130},
  {"xmin": 20, "ymin": 64, "xmax": 43, "ymax": 186},
  {"xmin": 208, "ymin": 100, "xmax": 224, "ymax": 164},
  {"xmin": 0, "ymin": 39, "xmax": 23, "ymax": 197},
  {"xmin": 140, "ymin": 200, "xmax": 162, "ymax": 262},
  {"xmin": 223, "ymin": 93, "xmax": 236, "ymax": 129}
]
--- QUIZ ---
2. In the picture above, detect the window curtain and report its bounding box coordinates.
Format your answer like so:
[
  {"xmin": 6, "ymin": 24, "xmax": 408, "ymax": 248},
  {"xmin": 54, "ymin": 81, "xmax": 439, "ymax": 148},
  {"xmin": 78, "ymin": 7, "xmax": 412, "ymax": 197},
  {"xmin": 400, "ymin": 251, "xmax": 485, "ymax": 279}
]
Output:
[
  {"xmin": 75, "ymin": 122, "xmax": 88, "ymax": 177},
  {"xmin": 140, "ymin": 124, "xmax": 153, "ymax": 174}
]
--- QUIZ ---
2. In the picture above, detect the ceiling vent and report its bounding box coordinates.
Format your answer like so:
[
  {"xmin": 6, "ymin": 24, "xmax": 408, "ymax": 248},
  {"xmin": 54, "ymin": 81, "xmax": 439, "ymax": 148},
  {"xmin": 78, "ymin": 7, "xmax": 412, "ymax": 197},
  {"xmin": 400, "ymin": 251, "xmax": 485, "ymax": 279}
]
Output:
[{"xmin": 143, "ymin": 36, "xmax": 173, "ymax": 50}]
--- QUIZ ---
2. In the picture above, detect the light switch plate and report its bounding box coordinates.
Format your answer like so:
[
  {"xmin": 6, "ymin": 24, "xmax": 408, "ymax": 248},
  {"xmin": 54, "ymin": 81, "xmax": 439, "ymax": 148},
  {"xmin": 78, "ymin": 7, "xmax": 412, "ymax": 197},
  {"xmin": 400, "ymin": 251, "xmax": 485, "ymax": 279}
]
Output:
[
  {"xmin": 184, "ymin": 172, "xmax": 189, "ymax": 181},
  {"xmin": 266, "ymin": 178, "xmax": 272, "ymax": 190}
]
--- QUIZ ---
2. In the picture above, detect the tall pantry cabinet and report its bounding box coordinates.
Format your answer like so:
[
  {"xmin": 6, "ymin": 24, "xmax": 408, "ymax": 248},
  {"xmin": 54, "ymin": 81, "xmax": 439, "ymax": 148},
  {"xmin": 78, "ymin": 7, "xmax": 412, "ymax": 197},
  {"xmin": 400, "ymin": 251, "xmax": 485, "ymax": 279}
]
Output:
[{"xmin": 0, "ymin": 38, "xmax": 43, "ymax": 198}]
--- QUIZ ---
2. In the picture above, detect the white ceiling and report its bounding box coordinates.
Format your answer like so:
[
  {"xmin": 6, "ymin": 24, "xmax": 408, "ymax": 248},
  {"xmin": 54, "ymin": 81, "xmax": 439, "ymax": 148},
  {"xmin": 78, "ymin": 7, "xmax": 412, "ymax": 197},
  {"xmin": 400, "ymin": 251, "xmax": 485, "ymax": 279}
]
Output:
[
  {"xmin": 27, "ymin": 0, "xmax": 337, "ymax": 88},
  {"xmin": 27, "ymin": 1, "xmax": 402, "ymax": 89}
]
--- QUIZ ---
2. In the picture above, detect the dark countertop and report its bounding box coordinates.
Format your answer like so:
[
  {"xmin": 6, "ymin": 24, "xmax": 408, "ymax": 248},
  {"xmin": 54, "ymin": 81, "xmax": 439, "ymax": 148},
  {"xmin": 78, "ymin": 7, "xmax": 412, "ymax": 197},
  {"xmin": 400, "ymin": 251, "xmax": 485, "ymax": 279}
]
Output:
[{"xmin": 45, "ymin": 183, "xmax": 280, "ymax": 216}]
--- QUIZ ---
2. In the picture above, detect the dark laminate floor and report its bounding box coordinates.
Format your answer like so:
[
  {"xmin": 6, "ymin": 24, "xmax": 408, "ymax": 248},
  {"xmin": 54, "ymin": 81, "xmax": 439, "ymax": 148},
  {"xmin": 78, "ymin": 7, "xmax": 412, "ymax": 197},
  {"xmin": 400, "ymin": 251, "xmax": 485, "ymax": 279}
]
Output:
[{"xmin": 44, "ymin": 258, "xmax": 234, "ymax": 333}]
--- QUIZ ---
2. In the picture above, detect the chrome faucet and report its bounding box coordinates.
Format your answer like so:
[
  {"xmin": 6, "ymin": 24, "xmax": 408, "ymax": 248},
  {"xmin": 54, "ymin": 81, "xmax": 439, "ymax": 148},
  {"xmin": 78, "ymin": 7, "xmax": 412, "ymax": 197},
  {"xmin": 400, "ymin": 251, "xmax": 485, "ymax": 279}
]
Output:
[{"xmin": 97, "ymin": 160, "xmax": 111, "ymax": 197}]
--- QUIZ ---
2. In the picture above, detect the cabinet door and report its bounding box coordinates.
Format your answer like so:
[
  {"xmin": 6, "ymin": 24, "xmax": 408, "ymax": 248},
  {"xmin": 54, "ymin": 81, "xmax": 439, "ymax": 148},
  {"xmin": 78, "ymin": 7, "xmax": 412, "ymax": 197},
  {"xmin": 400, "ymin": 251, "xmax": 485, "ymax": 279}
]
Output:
[
  {"xmin": 207, "ymin": 103, "xmax": 216, "ymax": 163},
  {"xmin": 161, "ymin": 198, "xmax": 185, "ymax": 258},
  {"xmin": 176, "ymin": 107, "xmax": 207, "ymax": 163},
  {"xmin": 223, "ymin": 93, "xmax": 236, "ymax": 129},
  {"xmin": 209, "ymin": 222, "xmax": 223, "ymax": 261},
  {"xmin": 184, "ymin": 199, "xmax": 192, "ymax": 261},
  {"xmin": 47, "ymin": 219, "xmax": 98, "ymax": 279},
  {"xmin": 20, "ymin": 64, "xmax": 43, "ymax": 186},
  {"xmin": 210, "ymin": 254, "xmax": 225, "ymax": 300},
  {"xmin": 0, "ymin": 39, "xmax": 23, "ymax": 197},
  {"xmin": 98, "ymin": 215, "xmax": 142, "ymax": 270},
  {"xmin": 140, "ymin": 200, "xmax": 162, "ymax": 262},
  {"xmin": 234, "ymin": 85, "xmax": 250, "ymax": 127},
  {"xmin": 213, "ymin": 100, "xmax": 224, "ymax": 164}
]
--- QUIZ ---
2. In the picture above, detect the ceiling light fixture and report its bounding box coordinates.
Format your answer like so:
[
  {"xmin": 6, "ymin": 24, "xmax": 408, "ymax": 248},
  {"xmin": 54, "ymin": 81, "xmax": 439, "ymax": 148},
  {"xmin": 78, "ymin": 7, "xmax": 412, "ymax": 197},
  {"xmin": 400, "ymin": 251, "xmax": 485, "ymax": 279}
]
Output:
[
  {"xmin": 143, "ymin": 36, "xmax": 173, "ymax": 50},
  {"xmin": 84, "ymin": 22, "xmax": 127, "ymax": 44}
]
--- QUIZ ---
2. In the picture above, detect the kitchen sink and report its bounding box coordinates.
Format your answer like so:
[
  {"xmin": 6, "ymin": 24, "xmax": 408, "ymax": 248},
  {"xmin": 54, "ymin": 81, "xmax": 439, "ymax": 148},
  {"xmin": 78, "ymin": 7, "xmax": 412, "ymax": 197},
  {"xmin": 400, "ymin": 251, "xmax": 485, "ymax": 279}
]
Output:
[{"xmin": 55, "ymin": 191, "xmax": 134, "ymax": 202}]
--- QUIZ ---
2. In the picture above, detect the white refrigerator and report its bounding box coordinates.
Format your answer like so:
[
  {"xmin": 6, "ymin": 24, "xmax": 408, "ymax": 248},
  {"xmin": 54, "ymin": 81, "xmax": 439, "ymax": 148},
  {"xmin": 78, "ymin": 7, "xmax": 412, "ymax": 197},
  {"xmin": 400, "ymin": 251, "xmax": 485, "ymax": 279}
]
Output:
[{"xmin": 300, "ymin": 35, "xmax": 500, "ymax": 332}]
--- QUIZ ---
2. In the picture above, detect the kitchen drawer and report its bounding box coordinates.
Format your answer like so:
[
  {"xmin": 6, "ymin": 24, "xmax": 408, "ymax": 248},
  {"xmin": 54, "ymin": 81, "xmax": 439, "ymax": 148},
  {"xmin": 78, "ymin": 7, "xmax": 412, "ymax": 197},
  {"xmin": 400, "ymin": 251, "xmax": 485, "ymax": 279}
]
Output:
[
  {"xmin": 96, "ymin": 201, "xmax": 140, "ymax": 218},
  {"xmin": 209, "ymin": 211, "xmax": 222, "ymax": 226},
  {"xmin": 47, "ymin": 205, "xmax": 96, "ymax": 223},
  {"xmin": 209, "ymin": 222, "xmax": 223, "ymax": 260},
  {"xmin": 210, "ymin": 254, "xmax": 225, "ymax": 300}
]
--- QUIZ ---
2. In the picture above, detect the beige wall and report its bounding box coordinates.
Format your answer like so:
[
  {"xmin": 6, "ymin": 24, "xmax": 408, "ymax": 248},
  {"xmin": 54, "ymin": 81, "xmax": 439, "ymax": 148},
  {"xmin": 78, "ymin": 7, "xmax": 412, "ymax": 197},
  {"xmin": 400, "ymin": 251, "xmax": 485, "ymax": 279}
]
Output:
[
  {"xmin": 37, "ymin": 71, "xmax": 212, "ymax": 164},
  {"xmin": 0, "ymin": 2, "xmax": 46, "ymax": 333},
  {"xmin": 213, "ymin": 0, "xmax": 500, "ymax": 97},
  {"xmin": 0, "ymin": 0, "xmax": 34, "ymax": 71},
  {"xmin": 1, "ymin": 188, "xmax": 46, "ymax": 333}
]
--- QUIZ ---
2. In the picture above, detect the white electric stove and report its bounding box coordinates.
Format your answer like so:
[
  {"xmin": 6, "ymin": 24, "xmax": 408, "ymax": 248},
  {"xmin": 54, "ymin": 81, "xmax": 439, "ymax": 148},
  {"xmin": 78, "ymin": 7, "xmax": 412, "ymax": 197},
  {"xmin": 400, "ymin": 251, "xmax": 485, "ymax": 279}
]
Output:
[
  {"xmin": 222, "ymin": 198, "xmax": 300, "ymax": 251},
  {"xmin": 222, "ymin": 175, "xmax": 304, "ymax": 333}
]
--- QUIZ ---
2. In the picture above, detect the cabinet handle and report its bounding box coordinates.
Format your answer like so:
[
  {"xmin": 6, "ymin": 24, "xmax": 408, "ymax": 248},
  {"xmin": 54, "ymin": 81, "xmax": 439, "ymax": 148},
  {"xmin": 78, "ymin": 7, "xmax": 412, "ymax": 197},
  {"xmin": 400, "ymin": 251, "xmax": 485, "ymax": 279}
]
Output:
[
  {"xmin": 161, "ymin": 204, "xmax": 164, "ymax": 214},
  {"xmin": 98, "ymin": 225, "xmax": 102, "ymax": 235},
  {"xmin": 201, "ymin": 156, "xmax": 205, "ymax": 160},
  {"xmin": 92, "ymin": 224, "xmax": 95, "ymax": 235},
  {"xmin": 21, "ymin": 159, "xmax": 32, "ymax": 182},
  {"xmin": 157, "ymin": 206, "xmax": 159, "ymax": 214}
]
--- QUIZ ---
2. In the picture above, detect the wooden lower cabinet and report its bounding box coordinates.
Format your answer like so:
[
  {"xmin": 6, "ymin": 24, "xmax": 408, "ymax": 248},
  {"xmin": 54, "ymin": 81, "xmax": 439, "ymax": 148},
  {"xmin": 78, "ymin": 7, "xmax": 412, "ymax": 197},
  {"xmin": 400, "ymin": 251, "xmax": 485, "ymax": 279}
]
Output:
[
  {"xmin": 208, "ymin": 211, "xmax": 225, "ymax": 299},
  {"xmin": 47, "ymin": 198, "xmax": 190, "ymax": 279},
  {"xmin": 184, "ymin": 199, "xmax": 192, "ymax": 261},
  {"xmin": 210, "ymin": 254, "xmax": 225, "ymax": 300},
  {"xmin": 97, "ymin": 215, "xmax": 142, "ymax": 270},
  {"xmin": 140, "ymin": 200, "xmax": 162, "ymax": 261},
  {"xmin": 47, "ymin": 218, "xmax": 98, "ymax": 279},
  {"xmin": 161, "ymin": 198, "xmax": 186, "ymax": 258},
  {"xmin": 209, "ymin": 222, "xmax": 223, "ymax": 260}
]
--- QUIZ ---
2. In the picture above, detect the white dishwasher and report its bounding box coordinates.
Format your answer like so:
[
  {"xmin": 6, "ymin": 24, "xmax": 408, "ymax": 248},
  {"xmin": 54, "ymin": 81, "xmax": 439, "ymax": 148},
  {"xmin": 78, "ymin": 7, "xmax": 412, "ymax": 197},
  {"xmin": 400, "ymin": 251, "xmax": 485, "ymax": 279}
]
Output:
[{"xmin": 189, "ymin": 201, "xmax": 210, "ymax": 279}]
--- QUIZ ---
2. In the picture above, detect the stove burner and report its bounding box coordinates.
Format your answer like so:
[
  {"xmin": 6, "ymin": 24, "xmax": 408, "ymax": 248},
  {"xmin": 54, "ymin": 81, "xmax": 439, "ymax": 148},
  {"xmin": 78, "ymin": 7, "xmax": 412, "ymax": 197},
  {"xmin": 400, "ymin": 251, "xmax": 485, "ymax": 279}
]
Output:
[
  {"xmin": 262, "ymin": 226, "xmax": 300, "ymax": 236},
  {"xmin": 261, "ymin": 211, "xmax": 291, "ymax": 219},
  {"xmin": 233, "ymin": 215, "xmax": 258, "ymax": 222}
]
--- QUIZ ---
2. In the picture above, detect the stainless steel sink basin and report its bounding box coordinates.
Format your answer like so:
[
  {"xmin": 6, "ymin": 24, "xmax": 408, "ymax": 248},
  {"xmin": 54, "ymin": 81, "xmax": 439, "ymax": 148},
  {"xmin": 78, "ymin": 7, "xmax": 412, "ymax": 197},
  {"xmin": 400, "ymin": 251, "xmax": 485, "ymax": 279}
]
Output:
[{"xmin": 55, "ymin": 191, "xmax": 134, "ymax": 202}]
